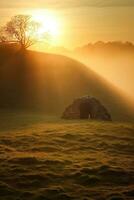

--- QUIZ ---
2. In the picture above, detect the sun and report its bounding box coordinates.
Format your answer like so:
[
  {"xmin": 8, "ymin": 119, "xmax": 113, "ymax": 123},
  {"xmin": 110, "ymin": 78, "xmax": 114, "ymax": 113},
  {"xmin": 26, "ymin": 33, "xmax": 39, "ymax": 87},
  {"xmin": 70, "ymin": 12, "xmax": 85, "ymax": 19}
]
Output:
[{"xmin": 31, "ymin": 10, "xmax": 60, "ymax": 41}]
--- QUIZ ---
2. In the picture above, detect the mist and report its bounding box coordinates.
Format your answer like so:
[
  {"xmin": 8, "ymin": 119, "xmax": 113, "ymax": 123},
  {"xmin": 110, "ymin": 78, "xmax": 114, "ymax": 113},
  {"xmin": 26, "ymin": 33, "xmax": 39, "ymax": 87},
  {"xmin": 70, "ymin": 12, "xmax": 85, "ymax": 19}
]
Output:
[{"xmin": 62, "ymin": 42, "xmax": 134, "ymax": 102}]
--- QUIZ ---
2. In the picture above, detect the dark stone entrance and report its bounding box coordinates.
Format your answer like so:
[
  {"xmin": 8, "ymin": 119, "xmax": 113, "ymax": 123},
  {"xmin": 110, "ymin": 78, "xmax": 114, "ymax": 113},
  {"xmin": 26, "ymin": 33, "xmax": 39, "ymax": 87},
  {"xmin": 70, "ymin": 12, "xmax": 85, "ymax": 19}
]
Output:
[{"xmin": 80, "ymin": 102, "xmax": 91, "ymax": 119}]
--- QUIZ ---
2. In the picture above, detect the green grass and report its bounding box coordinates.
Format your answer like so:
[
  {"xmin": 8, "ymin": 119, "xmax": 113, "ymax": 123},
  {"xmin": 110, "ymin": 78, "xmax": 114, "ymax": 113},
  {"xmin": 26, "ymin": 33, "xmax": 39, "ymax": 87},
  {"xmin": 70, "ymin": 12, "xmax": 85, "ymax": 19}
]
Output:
[{"xmin": 0, "ymin": 112, "xmax": 134, "ymax": 200}]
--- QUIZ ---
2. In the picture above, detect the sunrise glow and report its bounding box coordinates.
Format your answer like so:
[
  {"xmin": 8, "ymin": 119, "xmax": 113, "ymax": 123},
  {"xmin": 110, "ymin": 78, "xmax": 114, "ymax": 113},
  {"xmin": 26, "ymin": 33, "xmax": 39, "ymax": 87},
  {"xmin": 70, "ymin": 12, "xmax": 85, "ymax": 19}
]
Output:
[{"xmin": 31, "ymin": 10, "xmax": 60, "ymax": 41}]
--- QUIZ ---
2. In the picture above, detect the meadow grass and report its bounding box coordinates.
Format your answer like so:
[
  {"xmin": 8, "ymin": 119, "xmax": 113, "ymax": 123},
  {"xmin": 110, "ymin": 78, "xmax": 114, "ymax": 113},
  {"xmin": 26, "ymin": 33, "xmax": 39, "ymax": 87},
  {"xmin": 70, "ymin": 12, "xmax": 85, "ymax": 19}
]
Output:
[{"xmin": 0, "ymin": 111, "xmax": 134, "ymax": 200}]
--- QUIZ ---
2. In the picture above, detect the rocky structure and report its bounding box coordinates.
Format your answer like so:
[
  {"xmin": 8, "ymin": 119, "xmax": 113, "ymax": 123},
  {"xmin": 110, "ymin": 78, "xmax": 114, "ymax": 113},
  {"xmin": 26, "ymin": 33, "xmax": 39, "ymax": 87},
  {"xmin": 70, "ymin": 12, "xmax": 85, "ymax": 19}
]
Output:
[{"xmin": 62, "ymin": 96, "xmax": 112, "ymax": 121}]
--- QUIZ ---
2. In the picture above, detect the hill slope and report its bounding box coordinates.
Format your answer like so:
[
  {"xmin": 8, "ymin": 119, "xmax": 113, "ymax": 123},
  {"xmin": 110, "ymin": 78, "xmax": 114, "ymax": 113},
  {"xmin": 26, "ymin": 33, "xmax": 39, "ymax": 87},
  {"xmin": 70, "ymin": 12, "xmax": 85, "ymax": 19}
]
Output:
[{"xmin": 0, "ymin": 44, "xmax": 134, "ymax": 121}]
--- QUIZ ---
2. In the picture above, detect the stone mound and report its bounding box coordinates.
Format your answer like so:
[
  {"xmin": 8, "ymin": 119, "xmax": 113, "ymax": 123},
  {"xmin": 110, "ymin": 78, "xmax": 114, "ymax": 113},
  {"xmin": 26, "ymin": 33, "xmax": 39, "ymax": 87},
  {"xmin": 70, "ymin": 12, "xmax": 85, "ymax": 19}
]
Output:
[{"xmin": 62, "ymin": 96, "xmax": 112, "ymax": 121}]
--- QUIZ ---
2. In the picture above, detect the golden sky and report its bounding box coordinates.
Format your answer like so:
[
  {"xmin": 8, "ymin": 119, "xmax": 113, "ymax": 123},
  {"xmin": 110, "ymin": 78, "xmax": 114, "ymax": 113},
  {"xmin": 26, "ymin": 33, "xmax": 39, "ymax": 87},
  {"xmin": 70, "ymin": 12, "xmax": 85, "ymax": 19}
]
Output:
[{"xmin": 0, "ymin": 0, "xmax": 134, "ymax": 48}]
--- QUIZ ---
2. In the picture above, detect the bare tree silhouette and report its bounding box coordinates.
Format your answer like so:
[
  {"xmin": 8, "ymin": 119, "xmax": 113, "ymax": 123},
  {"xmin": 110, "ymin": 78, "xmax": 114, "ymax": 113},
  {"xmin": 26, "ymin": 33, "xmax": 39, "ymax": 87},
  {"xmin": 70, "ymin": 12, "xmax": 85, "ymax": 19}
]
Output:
[{"xmin": 0, "ymin": 15, "xmax": 40, "ymax": 49}]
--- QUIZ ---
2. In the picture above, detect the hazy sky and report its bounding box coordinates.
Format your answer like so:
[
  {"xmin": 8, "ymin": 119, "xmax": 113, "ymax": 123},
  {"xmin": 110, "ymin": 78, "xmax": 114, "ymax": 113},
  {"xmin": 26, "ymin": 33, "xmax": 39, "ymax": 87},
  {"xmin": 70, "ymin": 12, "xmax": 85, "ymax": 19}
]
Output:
[
  {"xmin": 0, "ymin": 0, "xmax": 134, "ymax": 47},
  {"xmin": 1, "ymin": 0, "xmax": 134, "ymax": 8}
]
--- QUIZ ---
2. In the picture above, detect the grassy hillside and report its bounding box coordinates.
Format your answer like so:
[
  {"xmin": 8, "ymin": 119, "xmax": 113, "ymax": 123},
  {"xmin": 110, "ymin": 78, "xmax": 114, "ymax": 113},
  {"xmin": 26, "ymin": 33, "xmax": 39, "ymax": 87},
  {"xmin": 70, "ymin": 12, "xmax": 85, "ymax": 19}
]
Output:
[
  {"xmin": 0, "ymin": 44, "xmax": 134, "ymax": 121},
  {"xmin": 0, "ymin": 112, "xmax": 134, "ymax": 200}
]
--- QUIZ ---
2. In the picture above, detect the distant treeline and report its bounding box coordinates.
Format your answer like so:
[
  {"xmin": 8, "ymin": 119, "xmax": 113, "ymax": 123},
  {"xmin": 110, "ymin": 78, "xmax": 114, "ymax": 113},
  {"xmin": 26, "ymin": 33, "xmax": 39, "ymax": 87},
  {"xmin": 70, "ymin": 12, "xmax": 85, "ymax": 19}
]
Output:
[{"xmin": 74, "ymin": 41, "xmax": 134, "ymax": 55}]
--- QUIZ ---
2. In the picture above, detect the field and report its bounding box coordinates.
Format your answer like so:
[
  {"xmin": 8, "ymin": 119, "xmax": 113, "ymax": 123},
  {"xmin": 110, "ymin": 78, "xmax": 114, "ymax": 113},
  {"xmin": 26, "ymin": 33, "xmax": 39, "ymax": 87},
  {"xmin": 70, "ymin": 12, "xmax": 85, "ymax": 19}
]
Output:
[{"xmin": 0, "ymin": 111, "xmax": 134, "ymax": 200}]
